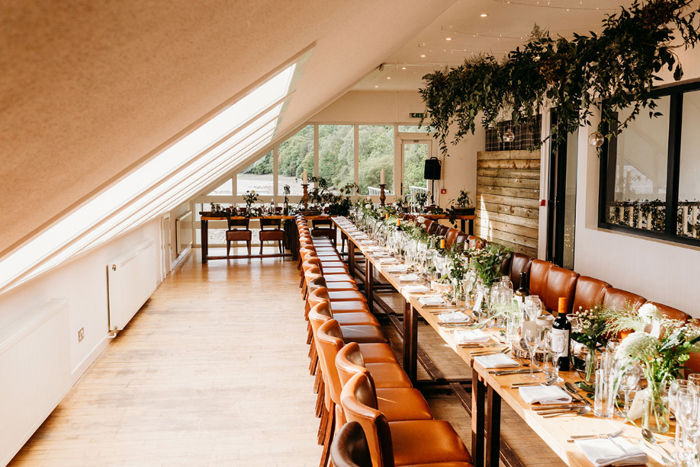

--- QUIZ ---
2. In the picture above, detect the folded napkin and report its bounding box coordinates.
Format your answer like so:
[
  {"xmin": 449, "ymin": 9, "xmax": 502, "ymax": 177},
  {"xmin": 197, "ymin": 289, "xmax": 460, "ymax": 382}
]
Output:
[
  {"xmin": 474, "ymin": 354, "xmax": 520, "ymax": 369},
  {"xmin": 518, "ymin": 386, "xmax": 572, "ymax": 405},
  {"xmin": 398, "ymin": 274, "xmax": 421, "ymax": 282},
  {"xmin": 386, "ymin": 265, "xmax": 408, "ymax": 272},
  {"xmin": 372, "ymin": 252, "xmax": 390, "ymax": 258},
  {"xmin": 379, "ymin": 258, "xmax": 400, "ymax": 265},
  {"xmin": 574, "ymin": 438, "xmax": 648, "ymax": 467},
  {"xmin": 402, "ymin": 284, "xmax": 431, "ymax": 294},
  {"xmin": 437, "ymin": 311, "xmax": 470, "ymax": 322},
  {"xmin": 453, "ymin": 329, "xmax": 490, "ymax": 344},
  {"xmin": 419, "ymin": 296, "xmax": 448, "ymax": 307}
]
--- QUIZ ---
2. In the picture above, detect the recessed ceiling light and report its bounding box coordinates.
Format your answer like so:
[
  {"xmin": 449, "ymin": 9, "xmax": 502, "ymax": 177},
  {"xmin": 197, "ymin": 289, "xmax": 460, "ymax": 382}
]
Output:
[
  {"xmin": 375, "ymin": 85, "xmax": 379, "ymax": 88},
  {"xmin": 480, "ymin": 13, "xmax": 488, "ymax": 17},
  {"xmin": 420, "ymin": 54, "xmax": 426, "ymax": 58},
  {"xmin": 387, "ymin": 77, "xmax": 391, "ymax": 80},
  {"xmin": 401, "ymin": 66, "xmax": 407, "ymax": 70},
  {"xmin": 446, "ymin": 37, "xmax": 452, "ymax": 41}
]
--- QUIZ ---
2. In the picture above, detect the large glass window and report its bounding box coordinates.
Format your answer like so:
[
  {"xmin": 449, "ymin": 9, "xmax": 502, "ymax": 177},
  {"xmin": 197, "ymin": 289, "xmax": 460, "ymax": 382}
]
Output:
[
  {"xmin": 601, "ymin": 83, "xmax": 700, "ymax": 246},
  {"xmin": 208, "ymin": 179, "xmax": 233, "ymax": 196},
  {"xmin": 237, "ymin": 151, "xmax": 273, "ymax": 195},
  {"xmin": 359, "ymin": 125, "xmax": 393, "ymax": 195},
  {"xmin": 319, "ymin": 125, "xmax": 355, "ymax": 193},
  {"xmin": 398, "ymin": 124, "xmax": 434, "ymax": 133},
  {"xmin": 278, "ymin": 125, "xmax": 314, "ymax": 196},
  {"xmin": 678, "ymin": 90, "xmax": 700, "ymax": 239},
  {"xmin": 606, "ymin": 97, "xmax": 670, "ymax": 232},
  {"xmin": 402, "ymin": 142, "xmax": 429, "ymax": 199}
]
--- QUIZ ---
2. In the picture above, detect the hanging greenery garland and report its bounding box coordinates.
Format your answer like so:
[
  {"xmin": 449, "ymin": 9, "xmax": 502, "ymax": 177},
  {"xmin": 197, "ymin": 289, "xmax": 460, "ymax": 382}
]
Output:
[{"xmin": 419, "ymin": 0, "xmax": 700, "ymax": 155}]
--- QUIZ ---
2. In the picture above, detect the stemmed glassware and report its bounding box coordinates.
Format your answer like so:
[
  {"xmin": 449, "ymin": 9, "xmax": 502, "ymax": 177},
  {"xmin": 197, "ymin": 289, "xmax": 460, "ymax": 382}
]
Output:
[
  {"xmin": 675, "ymin": 388, "xmax": 699, "ymax": 464},
  {"xmin": 523, "ymin": 325, "xmax": 541, "ymax": 379},
  {"xmin": 615, "ymin": 362, "xmax": 641, "ymax": 416},
  {"xmin": 545, "ymin": 328, "xmax": 565, "ymax": 383},
  {"xmin": 524, "ymin": 295, "xmax": 543, "ymax": 321}
]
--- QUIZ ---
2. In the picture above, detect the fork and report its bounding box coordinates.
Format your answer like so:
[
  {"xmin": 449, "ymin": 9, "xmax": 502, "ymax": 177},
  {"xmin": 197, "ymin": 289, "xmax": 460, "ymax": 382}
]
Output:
[
  {"xmin": 568, "ymin": 429, "xmax": 624, "ymax": 442},
  {"xmin": 471, "ymin": 347, "xmax": 509, "ymax": 356}
]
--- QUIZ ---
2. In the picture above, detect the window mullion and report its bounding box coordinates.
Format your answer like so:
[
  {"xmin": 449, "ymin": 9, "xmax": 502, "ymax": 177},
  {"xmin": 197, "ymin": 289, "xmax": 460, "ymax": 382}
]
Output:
[{"xmin": 665, "ymin": 92, "xmax": 683, "ymax": 236}]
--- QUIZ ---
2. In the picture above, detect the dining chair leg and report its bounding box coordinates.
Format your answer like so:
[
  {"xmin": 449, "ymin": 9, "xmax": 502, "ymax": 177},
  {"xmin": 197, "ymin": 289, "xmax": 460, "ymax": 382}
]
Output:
[
  {"xmin": 260, "ymin": 241, "xmax": 264, "ymax": 256},
  {"xmin": 278, "ymin": 240, "xmax": 283, "ymax": 255},
  {"xmin": 313, "ymin": 363, "xmax": 322, "ymax": 391},
  {"xmin": 319, "ymin": 403, "xmax": 335, "ymax": 466},
  {"xmin": 315, "ymin": 379, "xmax": 325, "ymax": 417},
  {"xmin": 246, "ymin": 241, "xmax": 251, "ymax": 256},
  {"xmin": 226, "ymin": 241, "xmax": 231, "ymax": 258},
  {"xmin": 317, "ymin": 404, "xmax": 327, "ymax": 444}
]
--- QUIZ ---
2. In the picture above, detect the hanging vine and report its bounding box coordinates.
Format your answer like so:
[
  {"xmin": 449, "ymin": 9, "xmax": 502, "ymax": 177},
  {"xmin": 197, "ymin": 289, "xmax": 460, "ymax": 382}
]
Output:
[{"xmin": 419, "ymin": 0, "xmax": 700, "ymax": 155}]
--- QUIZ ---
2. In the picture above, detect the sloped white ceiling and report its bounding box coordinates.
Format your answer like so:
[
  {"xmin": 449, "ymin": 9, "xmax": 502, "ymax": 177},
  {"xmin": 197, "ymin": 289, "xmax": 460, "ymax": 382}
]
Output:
[{"xmin": 0, "ymin": 0, "xmax": 456, "ymax": 256}]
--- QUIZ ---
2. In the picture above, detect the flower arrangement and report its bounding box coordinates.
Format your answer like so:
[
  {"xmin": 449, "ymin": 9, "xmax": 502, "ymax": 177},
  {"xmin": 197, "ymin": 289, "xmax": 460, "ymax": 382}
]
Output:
[
  {"xmin": 466, "ymin": 244, "xmax": 512, "ymax": 287},
  {"xmin": 571, "ymin": 305, "xmax": 613, "ymax": 381},
  {"xmin": 242, "ymin": 190, "xmax": 258, "ymax": 215}
]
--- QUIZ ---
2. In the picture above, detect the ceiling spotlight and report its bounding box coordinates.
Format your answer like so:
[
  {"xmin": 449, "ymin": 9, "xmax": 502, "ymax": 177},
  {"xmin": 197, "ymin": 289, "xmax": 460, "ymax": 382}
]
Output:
[
  {"xmin": 387, "ymin": 77, "xmax": 391, "ymax": 80},
  {"xmin": 420, "ymin": 54, "xmax": 426, "ymax": 58},
  {"xmin": 401, "ymin": 66, "xmax": 407, "ymax": 70},
  {"xmin": 375, "ymin": 85, "xmax": 379, "ymax": 88},
  {"xmin": 446, "ymin": 37, "xmax": 452, "ymax": 41},
  {"xmin": 480, "ymin": 13, "xmax": 488, "ymax": 17}
]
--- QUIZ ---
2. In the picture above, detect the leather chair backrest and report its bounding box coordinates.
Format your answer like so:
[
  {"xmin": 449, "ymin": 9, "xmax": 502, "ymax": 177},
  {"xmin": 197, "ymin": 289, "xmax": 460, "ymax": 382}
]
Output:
[
  {"xmin": 434, "ymin": 224, "xmax": 449, "ymax": 237},
  {"xmin": 314, "ymin": 219, "xmax": 333, "ymax": 228},
  {"xmin": 444, "ymin": 228, "xmax": 461, "ymax": 249},
  {"xmin": 316, "ymin": 320, "xmax": 347, "ymax": 408},
  {"xmin": 336, "ymin": 342, "xmax": 368, "ymax": 387},
  {"xmin": 331, "ymin": 422, "xmax": 373, "ymax": 467},
  {"xmin": 602, "ymin": 287, "xmax": 647, "ymax": 312},
  {"xmin": 509, "ymin": 253, "xmax": 534, "ymax": 290},
  {"xmin": 418, "ymin": 218, "xmax": 432, "ymax": 230},
  {"xmin": 426, "ymin": 220, "xmax": 440, "ymax": 236},
  {"xmin": 453, "ymin": 231, "xmax": 469, "ymax": 249},
  {"xmin": 649, "ymin": 301, "xmax": 689, "ymax": 322},
  {"xmin": 528, "ymin": 259, "xmax": 554, "ymax": 300},
  {"xmin": 308, "ymin": 287, "xmax": 331, "ymax": 309},
  {"xmin": 572, "ymin": 276, "xmax": 611, "ymax": 313},
  {"xmin": 541, "ymin": 266, "xmax": 579, "ymax": 313},
  {"xmin": 307, "ymin": 276, "xmax": 328, "ymax": 295},
  {"xmin": 467, "ymin": 236, "xmax": 486, "ymax": 250},
  {"xmin": 341, "ymin": 373, "xmax": 395, "ymax": 467},
  {"xmin": 227, "ymin": 218, "xmax": 250, "ymax": 229},
  {"xmin": 260, "ymin": 218, "xmax": 281, "ymax": 229}
]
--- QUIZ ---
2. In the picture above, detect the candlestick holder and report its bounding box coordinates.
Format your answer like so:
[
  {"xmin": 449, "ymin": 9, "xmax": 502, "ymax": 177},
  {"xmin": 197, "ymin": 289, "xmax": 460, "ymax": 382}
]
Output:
[
  {"xmin": 379, "ymin": 184, "xmax": 386, "ymax": 207},
  {"xmin": 302, "ymin": 183, "xmax": 309, "ymax": 210}
]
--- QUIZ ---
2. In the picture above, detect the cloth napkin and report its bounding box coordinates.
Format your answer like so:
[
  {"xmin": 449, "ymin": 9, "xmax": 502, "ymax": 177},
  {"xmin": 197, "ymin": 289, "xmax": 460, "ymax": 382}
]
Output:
[
  {"xmin": 386, "ymin": 264, "xmax": 407, "ymax": 272},
  {"xmin": 453, "ymin": 329, "xmax": 490, "ymax": 344},
  {"xmin": 419, "ymin": 296, "xmax": 448, "ymax": 307},
  {"xmin": 518, "ymin": 386, "xmax": 572, "ymax": 405},
  {"xmin": 473, "ymin": 354, "xmax": 520, "ymax": 369},
  {"xmin": 402, "ymin": 284, "xmax": 431, "ymax": 294},
  {"xmin": 398, "ymin": 274, "xmax": 421, "ymax": 282},
  {"xmin": 379, "ymin": 258, "xmax": 400, "ymax": 265},
  {"xmin": 437, "ymin": 311, "xmax": 470, "ymax": 322},
  {"xmin": 574, "ymin": 438, "xmax": 648, "ymax": 467}
]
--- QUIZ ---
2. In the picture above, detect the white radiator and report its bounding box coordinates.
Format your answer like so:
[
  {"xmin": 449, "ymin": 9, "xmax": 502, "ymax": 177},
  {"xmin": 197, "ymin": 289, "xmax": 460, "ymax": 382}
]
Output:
[
  {"xmin": 107, "ymin": 239, "xmax": 158, "ymax": 332},
  {"xmin": 176, "ymin": 210, "xmax": 193, "ymax": 257},
  {"xmin": 0, "ymin": 299, "xmax": 70, "ymax": 466}
]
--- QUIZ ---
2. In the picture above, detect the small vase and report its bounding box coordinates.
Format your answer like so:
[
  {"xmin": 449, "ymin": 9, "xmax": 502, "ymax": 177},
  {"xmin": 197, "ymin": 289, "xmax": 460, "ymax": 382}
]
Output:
[
  {"xmin": 584, "ymin": 347, "xmax": 597, "ymax": 384},
  {"xmin": 642, "ymin": 383, "xmax": 670, "ymax": 434}
]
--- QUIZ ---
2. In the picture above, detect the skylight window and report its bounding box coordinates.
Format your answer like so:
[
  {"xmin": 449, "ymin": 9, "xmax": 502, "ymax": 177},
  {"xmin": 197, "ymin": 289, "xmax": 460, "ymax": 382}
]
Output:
[{"xmin": 0, "ymin": 63, "xmax": 296, "ymax": 292}]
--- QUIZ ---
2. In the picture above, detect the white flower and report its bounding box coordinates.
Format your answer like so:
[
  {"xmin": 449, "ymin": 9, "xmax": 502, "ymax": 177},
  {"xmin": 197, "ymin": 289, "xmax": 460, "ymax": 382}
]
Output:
[
  {"xmin": 365, "ymin": 204, "xmax": 372, "ymax": 209},
  {"xmin": 416, "ymin": 216, "xmax": 426, "ymax": 224},
  {"xmin": 615, "ymin": 331, "xmax": 659, "ymax": 363},
  {"xmin": 638, "ymin": 303, "xmax": 662, "ymax": 324}
]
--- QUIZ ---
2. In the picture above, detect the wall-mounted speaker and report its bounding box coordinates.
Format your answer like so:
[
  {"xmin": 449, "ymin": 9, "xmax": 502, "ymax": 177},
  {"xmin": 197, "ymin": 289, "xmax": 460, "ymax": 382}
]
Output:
[{"xmin": 424, "ymin": 157, "xmax": 441, "ymax": 180}]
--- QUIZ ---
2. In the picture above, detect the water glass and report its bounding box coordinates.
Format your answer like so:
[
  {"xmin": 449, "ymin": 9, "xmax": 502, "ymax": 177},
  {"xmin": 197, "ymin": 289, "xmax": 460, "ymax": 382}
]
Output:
[
  {"xmin": 594, "ymin": 369, "xmax": 615, "ymax": 418},
  {"xmin": 523, "ymin": 323, "xmax": 541, "ymax": 380}
]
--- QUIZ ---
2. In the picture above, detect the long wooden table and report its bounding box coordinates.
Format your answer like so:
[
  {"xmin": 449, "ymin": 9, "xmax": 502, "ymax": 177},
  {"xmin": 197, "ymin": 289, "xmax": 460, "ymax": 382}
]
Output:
[{"xmin": 333, "ymin": 216, "xmax": 672, "ymax": 467}]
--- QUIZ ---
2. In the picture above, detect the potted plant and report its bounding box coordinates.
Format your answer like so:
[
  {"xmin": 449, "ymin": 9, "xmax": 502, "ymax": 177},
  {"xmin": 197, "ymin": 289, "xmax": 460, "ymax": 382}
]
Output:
[{"xmin": 242, "ymin": 190, "xmax": 258, "ymax": 216}]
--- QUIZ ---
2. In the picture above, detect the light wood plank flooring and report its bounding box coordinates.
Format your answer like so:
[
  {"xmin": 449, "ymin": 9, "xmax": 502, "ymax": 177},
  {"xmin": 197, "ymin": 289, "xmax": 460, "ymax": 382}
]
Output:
[{"xmin": 10, "ymin": 250, "xmax": 322, "ymax": 466}]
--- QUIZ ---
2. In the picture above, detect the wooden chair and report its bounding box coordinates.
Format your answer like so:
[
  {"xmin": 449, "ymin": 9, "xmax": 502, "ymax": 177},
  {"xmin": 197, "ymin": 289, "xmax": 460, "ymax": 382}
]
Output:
[
  {"xmin": 259, "ymin": 218, "xmax": 285, "ymax": 255},
  {"xmin": 508, "ymin": 253, "xmax": 534, "ymax": 290},
  {"xmin": 571, "ymin": 276, "xmax": 611, "ymax": 313},
  {"xmin": 225, "ymin": 218, "xmax": 252, "ymax": 257},
  {"xmin": 312, "ymin": 219, "xmax": 337, "ymax": 246},
  {"xmin": 331, "ymin": 422, "xmax": 373, "ymax": 467}
]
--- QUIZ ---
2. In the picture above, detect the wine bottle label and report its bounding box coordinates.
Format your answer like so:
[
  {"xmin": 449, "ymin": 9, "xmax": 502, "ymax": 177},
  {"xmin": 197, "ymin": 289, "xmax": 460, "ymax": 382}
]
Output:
[{"xmin": 551, "ymin": 329, "xmax": 569, "ymax": 357}]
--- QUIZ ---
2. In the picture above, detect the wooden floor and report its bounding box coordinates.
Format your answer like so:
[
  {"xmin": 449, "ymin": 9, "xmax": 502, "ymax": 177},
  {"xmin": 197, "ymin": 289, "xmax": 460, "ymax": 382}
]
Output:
[
  {"xmin": 10, "ymin": 249, "xmax": 322, "ymax": 466},
  {"xmin": 10, "ymin": 248, "xmax": 565, "ymax": 467}
]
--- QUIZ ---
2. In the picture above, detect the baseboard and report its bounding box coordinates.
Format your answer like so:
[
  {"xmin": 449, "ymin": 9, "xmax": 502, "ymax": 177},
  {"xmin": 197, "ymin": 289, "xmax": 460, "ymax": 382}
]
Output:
[{"xmin": 70, "ymin": 334, "xmax": 110, "ymax": 385}]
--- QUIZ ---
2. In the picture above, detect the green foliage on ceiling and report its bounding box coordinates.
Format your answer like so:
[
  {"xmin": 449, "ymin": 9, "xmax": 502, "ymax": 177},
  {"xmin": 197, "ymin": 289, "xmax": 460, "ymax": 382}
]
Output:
[{"xmin": 419, "ymin": 0, "xmax": 700, "ymax": 155}]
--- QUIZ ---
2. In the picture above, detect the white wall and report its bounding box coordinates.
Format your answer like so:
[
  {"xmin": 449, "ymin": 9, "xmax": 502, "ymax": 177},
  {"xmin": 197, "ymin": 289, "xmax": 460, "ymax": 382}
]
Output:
[
  {"xmin": 573, "ymin": 46, "xmax": 700, "ymax": 316},
  {"xmin": 310, "ymin": 91, "xmax": 484, "ymax": 208},
  {"xmin": 0, "ymin": 219, "xmax": 163, "ymax": 380}
]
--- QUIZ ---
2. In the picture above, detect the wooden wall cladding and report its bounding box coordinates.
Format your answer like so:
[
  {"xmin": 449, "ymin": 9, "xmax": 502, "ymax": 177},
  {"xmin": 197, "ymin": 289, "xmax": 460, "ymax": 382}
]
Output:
[{"xmin": 476, "ymin": 150, "xmax": 540, "ymax": 258}]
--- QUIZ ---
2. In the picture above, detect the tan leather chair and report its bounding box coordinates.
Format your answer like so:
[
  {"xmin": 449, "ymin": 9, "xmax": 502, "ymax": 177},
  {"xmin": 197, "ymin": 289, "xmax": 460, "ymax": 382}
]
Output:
[
  {"xmin": 467, "ymin": 235, "xmax": 486, "ymax": 250},
  {"xmin": 317, "ymin": 320, "xmax": 432, "ymax": 422},
  {"xmin": 528, "ymin": 259, "xmax": 553, "ymax": 300},
  {"xmin": 572, "ymin": 276, "xmax": 611, "ymax": 313},
  {"xmin": 539, "ymin": 265, "xmax": 579, "ymax": 313},
  {"xmin": 341, "ymin": 373, "xmax": 473, "ymax": 467},
  {"xmin": 602, "ymin": 287, "xmax": 646, "ymax": 312},
  {"xmin": 309, "ymin": 302, "xmax": 388, "ymax": 345},
  {"xmin": 331, "ymin": 421, "xmax": 373, "ymax": 467},
  {"xmin": 312, "ymin": 219, "xmax": 337, "ymax": 246},
  {"xmin": 225, "ymin": 218, "xmax": 252, "ymax": 257},
  {"xmin": 425, "ymin": 220, "xmax": 440, "ymax": 236},
  {"xmin": 308, "ymin": 294, "xmax": 378, "ymax": 327},
  {"xmin": 648, "ymin": 301, "xmax": 689, "ymax": 322},
  {"xmin": 308, "ymin": 277, "xmax": 366, "ymax": 303},
  {"xmin": 335, "ymin": 342, "xmax": 411, "ymax": 389},
  {"xmin": 309, "ymin": 287, "xmax": 370, "ymax": 314},
  {"xmin": 259, "ymin": 218, "xmax": 285, "ymax": 255},
  {"xmin": 445, "ymin": 228, "xmax": 468, "ymax": 250},
  {"xmin": 434, "ymin": 224, "xmax": 449, "ymax": 237},
  {"xmin": 508, "ymin": 253, "xmax": 534, "ymax": 290}
]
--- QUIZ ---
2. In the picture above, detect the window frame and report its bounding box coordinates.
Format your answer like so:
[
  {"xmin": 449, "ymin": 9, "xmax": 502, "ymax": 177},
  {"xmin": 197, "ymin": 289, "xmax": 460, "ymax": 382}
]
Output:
[{"xmin": 598, "ymin": 79, "xmax": 700, "ymax": 247}]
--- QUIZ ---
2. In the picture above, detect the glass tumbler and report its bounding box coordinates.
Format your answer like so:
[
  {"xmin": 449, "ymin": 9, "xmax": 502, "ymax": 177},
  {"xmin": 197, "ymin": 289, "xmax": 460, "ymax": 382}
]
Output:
[{"xmin": 594, "ymin": 369, "xmax": 615, "ymax": 418}]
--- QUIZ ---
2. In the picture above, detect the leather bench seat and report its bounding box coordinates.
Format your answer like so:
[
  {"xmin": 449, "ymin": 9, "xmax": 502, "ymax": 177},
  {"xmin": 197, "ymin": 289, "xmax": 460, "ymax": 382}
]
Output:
[
  {"xmin": 332, "ymin": 312, "xmax": 380, "ymax": 327},
  {"xmin": 389, "ymin": 420, "xmax": 473, "ymax": 466}
]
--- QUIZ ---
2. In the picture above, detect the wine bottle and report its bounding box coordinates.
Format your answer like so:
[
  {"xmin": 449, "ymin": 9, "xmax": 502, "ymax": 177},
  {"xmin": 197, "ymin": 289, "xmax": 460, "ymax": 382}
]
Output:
[
  {"xmin": 439, "ymin": 238, "xmax": 446, "ymax": 250},
  {"xmin": 514, "ymin": 271, "xmax": 529, "ymax": 307},
  {"xmin": 552, "ymin": 297, "xmax": 571, "ymax": 371}
]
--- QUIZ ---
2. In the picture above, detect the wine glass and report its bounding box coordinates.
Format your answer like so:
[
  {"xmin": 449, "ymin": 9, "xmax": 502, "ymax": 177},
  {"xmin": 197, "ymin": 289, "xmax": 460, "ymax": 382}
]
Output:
[
  {"xmin": 675, "ymin": 388, "xmax": 698, "ymax": 464},
  {"xmin": 547, "ymin": 328, "xmax": 566, "ymax": 383},
  {"xmin": 524, "ymin": 295, "xmax": 543, "ymax": 321},
  {"xmin": 523, "ymin": 324, "xmax": 541, "ymax": 380},
  {"xmin": 688, "ymin": 373, "xmax": 700, "ymax": 391},
  {"xmin": 618, "ymin": 363, "xmax": 641, "ymax": 415}
]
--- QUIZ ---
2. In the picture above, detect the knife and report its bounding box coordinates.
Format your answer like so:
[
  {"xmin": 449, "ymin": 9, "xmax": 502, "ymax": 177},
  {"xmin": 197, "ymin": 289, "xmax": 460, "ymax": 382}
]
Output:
[
  {"xmin": 564, "ymin": 381, "xmax": 591, "ymax": 406},
  {"xmin": 491, "ymin": 369, "xmax": 542, "ymax": 376}
]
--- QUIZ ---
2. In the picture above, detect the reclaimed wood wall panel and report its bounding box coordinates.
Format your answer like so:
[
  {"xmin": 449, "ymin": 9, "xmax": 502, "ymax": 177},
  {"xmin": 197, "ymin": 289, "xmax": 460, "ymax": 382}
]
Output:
[{"xmin": 476, "ymin": 150, "xmax": 540, "ymax": 258}]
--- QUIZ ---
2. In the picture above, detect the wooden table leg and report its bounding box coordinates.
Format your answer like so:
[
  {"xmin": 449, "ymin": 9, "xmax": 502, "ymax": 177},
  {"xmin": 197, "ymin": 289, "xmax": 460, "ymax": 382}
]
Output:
[
  {"xmin": 469, "ymin": 218, "xmax": 474, "ymax": 236},
  {"xmin": 485, "ymin": 386, "xmax": 501, "ymax": 467},
  {"xmin": 201, "ymin": 219, "xmax": 209, "ymax": 264},
  {"xmin": 471, "ymin": 367, "xmax": 485, "ymax": 467},
  {"xmin": 365, "ymin": 257, "xmax": 374, "ymax": 313},
  {"xmin": 402, "ymin": 300, "xmax": 418, "ymax": 383},
  {"xmin": 348, "ymin": 241, "xmax": 355, "ymax": 278}
]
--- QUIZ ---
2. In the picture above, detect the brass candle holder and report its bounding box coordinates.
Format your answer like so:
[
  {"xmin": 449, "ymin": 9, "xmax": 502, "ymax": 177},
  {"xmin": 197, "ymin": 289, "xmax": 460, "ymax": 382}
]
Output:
[
  {"xmin": 379, "ymin": 184, "xmax": 386, "ymax": 207},
  {"xmin": 302, "ymin": 183, "xmax": 309, "ymax": 210}
]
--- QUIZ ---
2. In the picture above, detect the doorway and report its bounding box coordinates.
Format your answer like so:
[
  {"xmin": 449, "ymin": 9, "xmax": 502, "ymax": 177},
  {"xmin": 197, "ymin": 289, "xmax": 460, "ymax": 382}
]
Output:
[
  {"xmin": 161, "ymin": 214, "xmax": 172, "ymax": 280},
  {"xmin": 401, "ymin": 140, "xmax": 431, "ymax": 201},
  {"xmin": 546, "ymin": 113, "xmax": 578, "ymax": 269}
]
